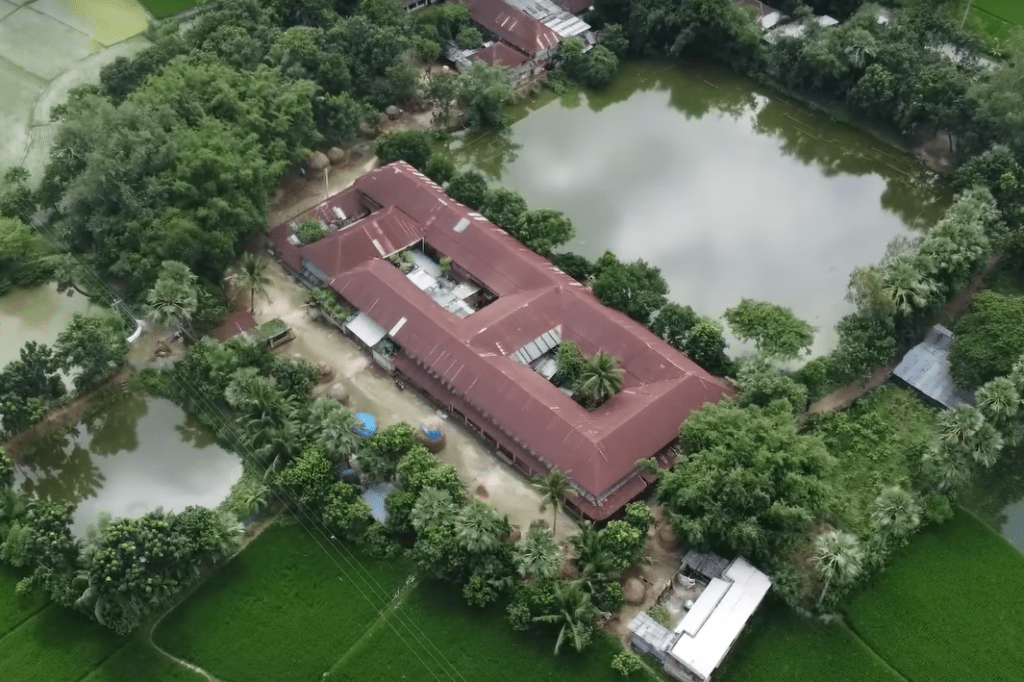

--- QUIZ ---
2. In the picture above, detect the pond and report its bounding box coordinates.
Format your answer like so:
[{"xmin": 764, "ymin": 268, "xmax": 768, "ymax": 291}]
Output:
[
  {"xmin": 0, "ymin": 283, "xmax": 97, "ymax": 369},
  {"xmin": 452, "ymin": 60, "xmax": 953, "ymax": 357},
  {"xmin": 15, "ymin": 393, "xmax": 242, "ymax": 535}
]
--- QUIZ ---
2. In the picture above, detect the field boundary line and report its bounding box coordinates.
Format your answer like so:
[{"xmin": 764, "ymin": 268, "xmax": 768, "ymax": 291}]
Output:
[
  {"xmin": 325, "ymin": 575, "xmax": 420, "ymax": 676},
  {"xmin": 0, "ymin": 602, "xmax": 50, "ymax": 649},
  {"xmin": 957, "ymin": 505, "xmax": 1024, "ymax": 558},
  {"xmin": 839, "ymin": 618, "xmax": 913, "ymax": 682},
  {"xmin": 70, "ymin": 638, "xmax": 137, "ymax": 682}
]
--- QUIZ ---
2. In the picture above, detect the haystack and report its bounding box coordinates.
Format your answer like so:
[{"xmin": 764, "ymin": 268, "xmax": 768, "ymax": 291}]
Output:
[
  {"xmin": 308, "ymin": 151, "xmax": 330, "ymax": 172},
  {"xmin": 318, "ymin": 363, "xmax": 335, "ymax": 384},
  {"xmin": 416, "ymin": 416, "xmax": 446, "ymax": 453},
  {"xmin": 327, "ymin": 147, "xmax": 346, "ymax": 164},
  {"xmin": 507, "ymin": 526, "xmax": 522, "ymax": 545},
  {"xmin": 327, "ymin": 382, "xmax": 350, "ymax": 405},
  {"xmin": 623, "ymin": 578, "xmax": 646, "ymax": 605},
  {"xmin": 385, "ymin": 105, "xmax": 402, "ymax": 120},
  {"xmin": 658, "ymin": 524, "xmax": 681, "ymax": 551}
]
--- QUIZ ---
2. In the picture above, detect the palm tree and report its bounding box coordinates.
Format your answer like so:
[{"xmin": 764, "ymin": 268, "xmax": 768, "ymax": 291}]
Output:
[
  {"xmin": 533, "ymin": 581, "xmax": 599, "ymax": 654},
  {"xmin": 308, "ymin": 398, "xmax": 361, "ymax": 463},
  {"xmin": 881, "ymin": 257, "xmax": 936, "ymax": 317},
  {"xmin": 938, "ymin": 405, "xmax": 984, "ymax": 447},
  {"xmin": 146, "ymin": 281, "xmax": 197, "ymax": 339},
  {"xmin": 571, "ymin": 521, "xmax": 618, "ymax": 585},
  {"xmin": 976, "ymin": 377, "xmax": 1021, "ymax": 446},
  {"xmin": 923, "ymin": 440, "xmax": 972, "ymax": 493},
  {"xmin": 229, "ymin": 253, "xmax": 273, "ymax": 315},
  {"xmin": 532, "ymin": 468, "xmax": 573, "ymax": 536},
  {"xmin": 578, "ymin": 351, "xmax": 624, "ymax": 407},
  {"xmin": 970, "ymin": 422, "xmax": 1004, "ymax": 468},
  {"xmin": 411, "ymin": 487, "xmax": 457, "ymax": 533},
  {"xmin": 455, "ymin": 500, "xmax": 507, "ymax": 554},
  {"xmin": 813, "ymin": 530, "xmax": 865, "ymax": 608},
  {"xmin": 514, "ymin": 526, "xmax": 562, "ymax": 580},
  {"xmin": 870, "ymin": 487, "xmax": 921, "ymax": 544}
]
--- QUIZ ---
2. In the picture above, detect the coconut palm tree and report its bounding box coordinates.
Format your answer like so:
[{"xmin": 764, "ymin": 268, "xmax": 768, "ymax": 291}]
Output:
[
  {"xmin": 514, "ymin": 526, "xmax": 562, "ymax": 580},
  {"xmin": 532, "ymin": 468, "xmax": 573, "ymax": 536},
  {"xmin": 229, "ymin": 253, "xmax": 273, "ymax": 315},
  {"xmin": 533, "ymin": 581, "xmax": 599, "ymax": 655},
  {"xmin": 870, "ymin": 487, "xmax": 921, "ymax": 544},
  {"xmin": 578, "ymin": 351, "xmax": 624, "ymax": 407},
  {"xmin": 813, "ymin": 530, "xmax": 865, "ymax": 608},
  {"xmin": 571, "ymin": 522, "xmax": 619, "ymax": 587},
  {"xmin": 881, "ymin": 257, "xmax": 936, "ymax": 317}
]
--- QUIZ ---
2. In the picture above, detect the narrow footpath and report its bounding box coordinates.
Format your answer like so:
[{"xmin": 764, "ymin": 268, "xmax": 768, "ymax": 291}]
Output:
[{"xmin": 807, "ymin": 255, "xmax": 1001, "ymax": 415}]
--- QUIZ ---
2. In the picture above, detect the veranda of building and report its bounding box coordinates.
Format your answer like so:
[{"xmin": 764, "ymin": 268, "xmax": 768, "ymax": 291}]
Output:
[{"xmin": 268, "ymin": 162, "xmax": 732, "ymax": 520}]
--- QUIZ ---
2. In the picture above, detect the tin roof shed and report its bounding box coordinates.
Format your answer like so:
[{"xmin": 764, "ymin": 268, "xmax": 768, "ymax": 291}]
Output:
[{"xmin": 891, "ymin": 324, "xmax": 973, "ymax": 410}]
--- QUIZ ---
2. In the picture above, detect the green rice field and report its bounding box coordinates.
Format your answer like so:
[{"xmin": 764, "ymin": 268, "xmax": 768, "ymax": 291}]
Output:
[
  {"xmin": 962, "ymin": 0, "xmax": 1023, "ymax": 53},
  {"xmin": 327, "ymin": 581, "xmax": 663, "ymax": 682},
  {"xmin": 0, "ymin": 566, "xmax": 46, "ymax": 636},
  {"xmin": 154, "ymin": 525, "xmax": 414, "ymax": 682},
  {"xmin": 844, "ymin": 510, "xmax": 1024, "ymax": 682},
  {"xmin": 716, "ymin": 608, "xmax": 904, "ymax": 682},
  {"xmin": 139, "ymin": 0, "xmax": 203, "ymax": 19}
]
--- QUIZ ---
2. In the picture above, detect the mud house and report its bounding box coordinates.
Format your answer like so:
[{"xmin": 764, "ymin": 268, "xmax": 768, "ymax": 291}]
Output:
[{"xmin": 269, "ymin": 162, "xmax": 731, "ymax": 520}]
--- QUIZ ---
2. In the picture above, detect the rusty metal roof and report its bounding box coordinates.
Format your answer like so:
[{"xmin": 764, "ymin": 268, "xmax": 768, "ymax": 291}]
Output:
[
  {"xmin": 270, "ymin": 162, "xmax": 732, "ymax": 504},
  {"xmin": 461, "ymin": 0, "xmax": 561, "ymax": 58},
  {"xmin": 473, "ymin": 42, "xmax": 530, "ymax": 68}
]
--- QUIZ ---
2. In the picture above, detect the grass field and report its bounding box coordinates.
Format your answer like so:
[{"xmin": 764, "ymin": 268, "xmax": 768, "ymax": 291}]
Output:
[
  {"xmin": 844, "ymin": 510, "xmax": 1024, "ymax": 682},
  {"xmin": 139, "ymin": 0, "xmax": 202, "ymax": 19},
  {"xmin": 716, "ymin": 608, "xmax": 904, "ymax": 682},
  {"xmin": 0, "ymin": 605, "xmax": 125, "ymax": 682},
  {"xmin": 81, "ymin": 639, "xmax": 201, "ymax": 682},
  {"xmin": 154, "ymin": 525, "xmax": 413, "ymax": 682},
  {"xmin": 0, "ymin": 566, "xmax": 47, "ymax": 636},
  {"xmin": 326, "ymin": 581, "xmax": 664, "ymax": 682},
  {"xmin": 962, "ymin": 0, "xmax": 1022, "ymax": 54},
  {"xmin": 812, "ymin": 386, "xmax": 937, "ymax": 535}
]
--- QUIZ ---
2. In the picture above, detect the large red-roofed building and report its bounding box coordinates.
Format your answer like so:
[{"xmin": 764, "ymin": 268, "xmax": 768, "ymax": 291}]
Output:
[{"xmin": 269, "ymin": 162, "xmax": 731, "ymax": 520}]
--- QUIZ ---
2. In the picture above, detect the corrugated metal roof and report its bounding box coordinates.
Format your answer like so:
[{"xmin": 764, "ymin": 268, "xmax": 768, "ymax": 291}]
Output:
[
  {"xmin": 461, "ymin": 0, "xmax": 561, "ymax": 57},
  {"xmin": 472, "ymin": 41, "xmax": 530, "ymax": 68},
  {"xmin": 270, "ymin": 162, "xmax": 733, "ymax": 507},
  {"xmin": 892, "ymin": 324, "xmax": 971, "ymax": 410}
]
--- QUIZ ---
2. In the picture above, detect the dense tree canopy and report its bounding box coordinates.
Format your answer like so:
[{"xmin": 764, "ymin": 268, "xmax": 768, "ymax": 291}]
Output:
[
  {"xmin": 950, "ymin": 292, "xmax": 1024, "ymax": 390},
  {"xmin": 375, "ymin": 130, "xmax": 434, "ymax": 170},
  {"xmin": 591, "ymin": 251, "xmax": 669, "ymax": 324},
  {"xmin": 0, "ymin": 217, "xmax": 53, "ymax": 294},
  {"xmin": 724, "ymin": 299, "xmax": 815, "ymax": 360},
  {"xmin": 55, "ymin": 314, "xmax": 128, "ymax": 392},
  {"xmin": 658, "ymin": 401, "xmax": 834, "ymax": 559},
  {"xmin": 457, "ymin": 61, "xmax": 515, "ymax": 130}
]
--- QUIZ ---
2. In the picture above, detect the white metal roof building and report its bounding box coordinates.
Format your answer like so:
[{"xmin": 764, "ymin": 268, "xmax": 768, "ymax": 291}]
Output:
[
  {"xmin": 502, "ymin": 0, "xmax": 590, "ymax": 39},
  {"xmin": 629, "ymin": 556, "xmax": 772, "ymax": 682}
]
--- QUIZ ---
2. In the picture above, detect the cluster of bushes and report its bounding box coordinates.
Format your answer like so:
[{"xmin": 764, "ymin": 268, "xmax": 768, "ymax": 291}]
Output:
[{"xmin": 0, "ymin": 450, "xmax": 242, "ymax": 635}]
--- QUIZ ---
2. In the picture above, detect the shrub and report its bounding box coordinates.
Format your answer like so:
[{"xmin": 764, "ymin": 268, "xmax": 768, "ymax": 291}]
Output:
[
  {"xmin": 294, "ymin": 219, "xmax": 327, "ymax": 244},
  {"xmin": 648, "ymin": 605, "xmax": 671, "ymax": 627},
  {"xmin": 375, "ymin": 130, "xmax": 433, "ymax": 170},
  {"xmin": 611, "ymin": 651, "xmax": 644, "ymax": 677}
]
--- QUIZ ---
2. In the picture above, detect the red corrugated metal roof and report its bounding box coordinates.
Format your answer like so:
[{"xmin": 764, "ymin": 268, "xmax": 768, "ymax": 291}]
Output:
[
  {"xmin": 461, "ymin": 0, "xmax": 561, "ymax": 58},
  {"xmin": 473, "ymin": 42, "xmax": 530, "ymax": 68},
  {"xmin": 557, "ymin": 0, "xmax": 593, "ymax": 14},
  {"xmin": 270, "ymin": 162, "xmax": 732, "ymax": 510}
]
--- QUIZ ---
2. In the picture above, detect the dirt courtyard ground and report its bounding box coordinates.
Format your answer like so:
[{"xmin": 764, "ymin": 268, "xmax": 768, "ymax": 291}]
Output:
[{"xmin": 0, "ymin": 0, "xmax": 152, "ymax": 177}]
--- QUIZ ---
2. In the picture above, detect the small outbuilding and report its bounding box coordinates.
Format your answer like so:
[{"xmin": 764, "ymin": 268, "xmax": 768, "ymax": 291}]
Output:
[{"xmin": 890, "ymin": 324, "xmax": 973, "ymax": 410}]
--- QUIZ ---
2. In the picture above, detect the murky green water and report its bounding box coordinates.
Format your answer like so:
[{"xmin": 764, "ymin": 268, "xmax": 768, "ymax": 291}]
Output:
[
  {"xmin": 0, "ymin": 284, "xmax": 96, "ymax": 369},
  {"xmin": 452, "ymin": 60, "xmax": 952, "ymax": 356},
  {"xmin": 962, "ymin": 446, "xmax": 1024, "ymax": 554},
  {"xmin": 15, "ymin": 394, "xmax": 241, "ymax": 534}
]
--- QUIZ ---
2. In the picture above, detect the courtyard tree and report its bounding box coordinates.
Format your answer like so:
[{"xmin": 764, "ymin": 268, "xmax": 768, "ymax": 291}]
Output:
[
  {"xmin": 532, "ymin": 468, "xmax": 573, "ymax": 535},
  {"xmin": 533, "ymin": 581, "xmax": 598, "ymax": 654},
  {"xmin": 591, "ymin": 251, "xmax": 669, "ymax": 324},
  {"xmin": 813, "ymin": 530, "xmax": 865, "ymax": 608},
  {"xmin": 949, "ymin": 292, "xmax": 1024, "ymax": 390},
  {"xmin": 724, "ymin": 299, "xmax": 815, "ymax": 360},
  {"xmin": 658, "ymin": 401, "xmax": 834, "ymax": 559},
  {"xmin": 578, "ymin": 351, "xmax": 624, "ymax": 408},
  {"xmin": 228, "ymin": 253, "xmax": 273, "ymax": 316},
  {"xmin": 457, "ymin": 60, "xmax": 515, "ymax": 130},
  {"xmin": 374, "ymin": 130, "xmax": 434, "ymax": 171},
  {"xmin": 514, "ymin": 526, "xmax": 562, "ymax": 580}
]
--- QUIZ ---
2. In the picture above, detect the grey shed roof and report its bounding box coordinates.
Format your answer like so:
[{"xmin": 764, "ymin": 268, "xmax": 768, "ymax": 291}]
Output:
[
  {"xmin": 682, "ymin": 550, "xmax": 730, "ymax": 580},
  {"xmin": 891, "ymin": 325, "xmax": 972, "ymax": 410}
]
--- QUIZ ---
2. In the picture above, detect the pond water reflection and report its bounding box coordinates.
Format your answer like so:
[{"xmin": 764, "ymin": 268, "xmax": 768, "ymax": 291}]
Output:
[
  {"xmin": 453, "ymin": 61, "xmax": 952, "ymax": 356},
  {"xmin": 16, "ymin": 394, "xmax": 241, "ymax": 535}
]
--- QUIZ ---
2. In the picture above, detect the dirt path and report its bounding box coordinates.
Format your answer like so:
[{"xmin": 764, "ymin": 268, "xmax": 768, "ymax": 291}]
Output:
[{"xmin": 807, "ymin": 255, "xmax": 1002, "ymax": 415}]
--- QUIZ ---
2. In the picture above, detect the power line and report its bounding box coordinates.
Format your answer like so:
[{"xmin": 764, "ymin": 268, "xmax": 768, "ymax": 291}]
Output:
[{"xmin": 28, "ymin": 216, "xmax": 468, "ymax": 682}]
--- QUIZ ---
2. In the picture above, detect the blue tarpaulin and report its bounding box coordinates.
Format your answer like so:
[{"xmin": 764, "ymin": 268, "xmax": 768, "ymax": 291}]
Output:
[
  {"xmin": 419, "ymin": 423, "xmax": 443, "ymax": 441},
  {"xmin": 353, "ymin": 412, "xmax": 377, "ymax": 437}
]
